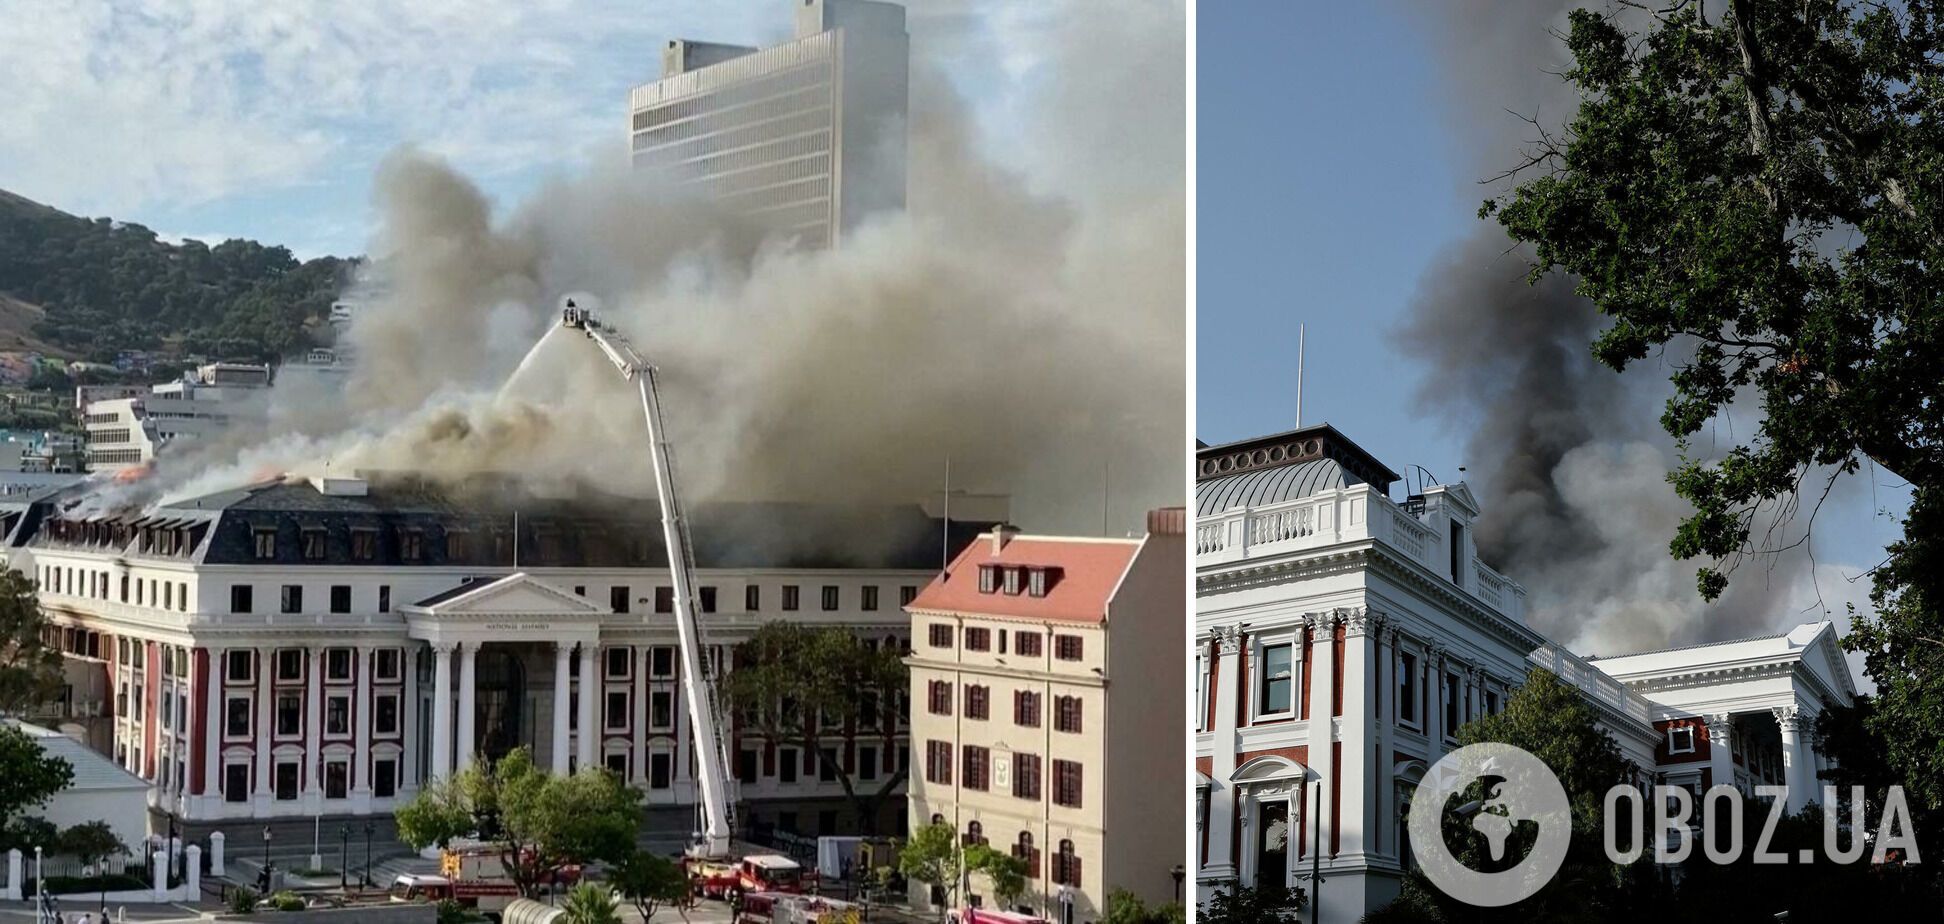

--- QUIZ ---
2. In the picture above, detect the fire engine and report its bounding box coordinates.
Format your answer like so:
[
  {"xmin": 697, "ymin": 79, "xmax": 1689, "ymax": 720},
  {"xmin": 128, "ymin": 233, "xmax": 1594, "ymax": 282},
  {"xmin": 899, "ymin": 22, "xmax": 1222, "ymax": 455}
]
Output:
[
  {"xmin": 946, "ymin": 908, "xmax": 1053, "ymax": 924},
  {"xmin": 692, "ymin": 853, "xmax": 813, "ymax": 900},
  {"xmin": 389, "ymin": 846, "xmax": 580, "ymax": 916},
  {"xmin": 736, "ymin": 891, "xmax": 859, "ymax": 924}
]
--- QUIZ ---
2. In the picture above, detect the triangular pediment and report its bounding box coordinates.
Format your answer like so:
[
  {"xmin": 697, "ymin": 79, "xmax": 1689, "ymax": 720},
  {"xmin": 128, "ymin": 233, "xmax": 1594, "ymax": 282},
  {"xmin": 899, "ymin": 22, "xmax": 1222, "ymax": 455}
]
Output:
[{"xmin": 406, "ymin": 573, "xmax": 610, "ymax": 617}]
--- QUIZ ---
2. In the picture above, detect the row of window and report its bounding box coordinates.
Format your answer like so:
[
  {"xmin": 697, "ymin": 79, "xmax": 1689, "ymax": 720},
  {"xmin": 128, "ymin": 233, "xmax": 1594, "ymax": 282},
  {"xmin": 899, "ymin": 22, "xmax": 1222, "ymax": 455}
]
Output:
[
  {"xmin": 41, "ymin": 564, "xmax": 190, "ymax": 612},
  {"xmin": 928, "ymin": 624, "xmax": 1081, "ymax": 660},
  {"xmin": 224, "ymin": 688, "xmax": 403, "ymax": 739},
  {"xmin": 1210, "ymin": 639, "xmax": 1503, "ymax": 735},
  {"xmin": 923, "ymin": 742, "xmax": 1084, "ymax": 808},
  {"xmin": 631, "ymin": 64, "xmax": 830, "ymax": 132},
  {"xmin": 223, "ymin": 647, "xmax": 405, "ymax": 685},
  {"xmin": 924, "ymin": 682, "xmax": 1084, "ymax": 732},
  {"xmin": 947, "ymin": 821, "xmax": 1083, "ymax": 887},
  {"xmin": 733, "ymin": 743, "xmax": 909, "ymax": 786},
  {"xmin": 221, "ymin": 756, "xmax": 401, "ymax": 802},
  {"xmin": 632, "ymin": 88, "xmax": 831, "ymax": 150},
  {"xmin": 974, "ymin": 564, "xmax": 1061, "ymax": 598}
]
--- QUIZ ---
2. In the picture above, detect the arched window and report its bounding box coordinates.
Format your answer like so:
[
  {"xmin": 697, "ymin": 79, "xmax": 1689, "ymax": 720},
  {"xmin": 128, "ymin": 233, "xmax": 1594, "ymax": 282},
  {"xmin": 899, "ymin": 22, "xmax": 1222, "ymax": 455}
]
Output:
[
  {"xmin": 1054, "ymin": 839, "xmax": 1081, "ymax": 886},
  {"xmin": 1013, "ymin": 831, "xmax": 1039, "ymax": 877},
  {"xmin": 931, "ymin": 813, "xmax": 946, "ymax": 826},
  {"xmin": 964, "ymin": 819, "xmax": 985, "ymax": 846}
]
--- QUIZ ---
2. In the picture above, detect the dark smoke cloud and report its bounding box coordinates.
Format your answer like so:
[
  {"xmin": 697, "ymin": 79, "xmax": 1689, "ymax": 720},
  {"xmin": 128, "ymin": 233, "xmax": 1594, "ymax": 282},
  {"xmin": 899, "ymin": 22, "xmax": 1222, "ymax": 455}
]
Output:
[{"xmin": 1400, "ymin": 1, "xmax": 1829, "ymax": 654}]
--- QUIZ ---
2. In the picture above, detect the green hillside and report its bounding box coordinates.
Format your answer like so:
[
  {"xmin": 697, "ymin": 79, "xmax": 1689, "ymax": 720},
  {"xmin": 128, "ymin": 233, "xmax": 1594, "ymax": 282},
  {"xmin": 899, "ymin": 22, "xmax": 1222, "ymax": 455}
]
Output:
[{"xmin": 0, "ymin": 188, "xmax": 356, "ymax": 363}]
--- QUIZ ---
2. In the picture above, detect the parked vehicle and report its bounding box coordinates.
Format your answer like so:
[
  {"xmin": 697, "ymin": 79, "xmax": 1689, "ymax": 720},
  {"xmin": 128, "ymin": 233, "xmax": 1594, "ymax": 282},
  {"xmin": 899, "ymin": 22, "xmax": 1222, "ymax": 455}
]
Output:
[
  {"xmin": 690, "ymin": 853, "xmax": 813, "ymax": 900},
  {"xmin": 737, "ymin": 891, "xmax": 859, "ymax": 924}
]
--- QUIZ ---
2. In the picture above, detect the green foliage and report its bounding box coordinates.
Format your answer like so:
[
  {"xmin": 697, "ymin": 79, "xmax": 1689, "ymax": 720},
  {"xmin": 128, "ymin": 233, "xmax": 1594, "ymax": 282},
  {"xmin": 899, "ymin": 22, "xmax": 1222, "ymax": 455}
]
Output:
[
  {"xmin": 229, "ymin": 887, "xmax": 260, "ymax": 914},
  {"xmin": 0, "ymin": 189, "xmax": 353, "ymax": 359},
  {"xmin": 394, "ymin": 747, "xmax": 642, "ymax": 898},
  {"xmin": 0, "ymin": 569, "xmax": 65, "ymax": 712},
  {"xmin": 722, "ymin": 622, "xmax": 908, "ymax": 833},
  {"xmin": 1102, "ymin": 889, "xmax": 1185, "ymax": 924},
  {"xmin": 1196, "ymin": 882, "xmax": 1302, "ymax": 924},
  {"xmin": 0, "ymin": 814, "xmax": 56, "ymax": 854},
  {"xmin": 962, "ymin": 844, "xmax": 1026, "ymax": 908},
  {"xmin": 1485, "ymin": 0, "xmax": 1944, "ymax": 875},
  {"xmin": 560, "ymin": 883, "xmax": 622, "ymax": 924},
  {"xmin": 897, "ymin": 822, "xmax": 960, "ymax": 892},
  {"xmin": 611, "ymin": 850, "xmax": 691, "ymax": 922},
  {"xmin": 55, "ymin": 820, "xmax": 123, "ymax": 868},
  {"xmin": 434, "ymin": 898, "xmax": 474, "ymax": 924},
  {"xmin": 269, "ymin": 890, "xmax": 307, "ymax": 912}
]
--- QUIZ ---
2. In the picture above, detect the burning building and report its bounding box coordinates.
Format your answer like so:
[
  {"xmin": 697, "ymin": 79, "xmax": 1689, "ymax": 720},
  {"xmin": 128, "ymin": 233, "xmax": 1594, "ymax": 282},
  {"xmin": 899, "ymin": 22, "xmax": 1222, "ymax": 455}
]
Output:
[
  {"xmin": 1192, "ymin": 425, "xmax": 1856, "ymax": 920},
  {"xmin": 6, "ymin": 471, "xmax": 999, "ymax": 837}
]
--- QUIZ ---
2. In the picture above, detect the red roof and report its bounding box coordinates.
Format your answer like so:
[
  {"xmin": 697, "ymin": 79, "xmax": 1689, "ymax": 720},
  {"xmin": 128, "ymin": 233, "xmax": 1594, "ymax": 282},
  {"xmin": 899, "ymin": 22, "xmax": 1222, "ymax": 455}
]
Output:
[{"xmin": 908, "ymin": 533, "xmax": 1143, "ymax": 623}]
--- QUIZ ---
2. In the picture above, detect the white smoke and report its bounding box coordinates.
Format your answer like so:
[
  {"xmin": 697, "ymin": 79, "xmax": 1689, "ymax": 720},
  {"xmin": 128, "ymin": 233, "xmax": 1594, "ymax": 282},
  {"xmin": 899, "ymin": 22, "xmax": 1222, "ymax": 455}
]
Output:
[{"xmin": 89, "ymin": 0, "xmax": 1187, "ymax": 537}]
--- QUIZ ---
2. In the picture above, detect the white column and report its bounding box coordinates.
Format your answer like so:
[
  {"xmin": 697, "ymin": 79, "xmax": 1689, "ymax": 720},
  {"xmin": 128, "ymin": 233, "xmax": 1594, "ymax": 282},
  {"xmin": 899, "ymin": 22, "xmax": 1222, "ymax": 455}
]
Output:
[
  {"xmin": 552, "ymin": 643, "xmax": 573, "ymax": 774},
  {"xmin": 1339, "ymin": 611, "xmax": 1379, "ymax": 861},
  {"xmin": 430, "ymin": 643, "xmax": 454, "ymax": 782},
  {"xmin": 456, "ymin": 643, "xmax": 478, "ymax": 773},
  {"xmin": 304, "ymin": 648, "xmax": 322, "ymax": 808},
  {"xmin": 402, "ymin": 645, "xmax": 420, "ymax": 793},
  {"xmin": 1203, "ymin": 627, "xmax": 1243, "ymax": 879},
  {"xmin": 1777, "ymin": 706, "xmax": 1813, "ymax": 813},
  {"xmin": 1705, "ymin": 712, "xmax": 1736, "ymax": 793},
  {"xmin": 203, "ymin": 647, "xmax": 224, "ymax": 807},
  {"xmin": 353, "ymin": 644, "xmax": 373, "ymax": 807},
  {"xmin": 1304, "ymin": 611, "xmax": 1338, "ymax": 860},
  {"xmin": 253, "ymin": 646, "xmax": 272, "ymax": 811},
  {"xmin": 577, "ymin": 643, "xmax": 599, "ymax": 772},
  {"xmin": 633, "ymin": 645, "xmax": 650, "ymax": 785},
  {"xmin": 1425, "ymin": 646, "xmax": 1445, "ymax": 753}
]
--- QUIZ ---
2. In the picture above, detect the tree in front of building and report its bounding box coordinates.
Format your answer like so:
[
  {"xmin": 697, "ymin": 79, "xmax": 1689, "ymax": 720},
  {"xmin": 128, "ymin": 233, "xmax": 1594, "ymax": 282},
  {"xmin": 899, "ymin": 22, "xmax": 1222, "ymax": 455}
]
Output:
[
  {"xmin": 1196, "ymin": 882, "xmax": 1302, "ymax": 924},
  {"xmin": 611, "ymin": 849, "xmax": 693, "ymax": 923},
  {"xmin": 1374, "ymin": 667, "xmax": 1648, "ymax": 923},
  {"xmin": 0, "ymin": 570, "xmax": 64, "ymax": 713},
  {"xmin": 395, "ymin": 748, "xmax": 642, "ymax": 898},
  {"xmin": 1103, "ymin": 888, "xmax": 1186, "ymax": 924},
  {"xmin": 721, "ymin": 622, "xmax": 907, "ymax": 833},
  {"xmin": 58, "ymin": 820, "xmax": 125, "ymax": 913},
  {"xmin": 1485, "ymin": 0, "xmax": 1944, "ymax": 813},
  {"xmin": 0, "ymin": 724, "xmax": 72, "ymax": 834},
  {"xmin": 963, "ymin": 843, "xmax": 1027, "ymax": 910},
  {"xmin": 898, "ymin": 822, "xmax": 961, "ymax": 918}
]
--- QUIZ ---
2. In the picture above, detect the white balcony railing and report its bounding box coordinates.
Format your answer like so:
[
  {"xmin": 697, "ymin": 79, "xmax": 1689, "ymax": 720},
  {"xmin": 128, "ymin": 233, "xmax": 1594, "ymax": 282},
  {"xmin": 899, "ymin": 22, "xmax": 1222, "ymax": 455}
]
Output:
[
  {"xmin": 1196, "ymin": 485, "xmax": 1526, "ymax": 622},
  {"xmin": 1529, "ymin": 644, "xmax": 1655, "ymax": 728}
]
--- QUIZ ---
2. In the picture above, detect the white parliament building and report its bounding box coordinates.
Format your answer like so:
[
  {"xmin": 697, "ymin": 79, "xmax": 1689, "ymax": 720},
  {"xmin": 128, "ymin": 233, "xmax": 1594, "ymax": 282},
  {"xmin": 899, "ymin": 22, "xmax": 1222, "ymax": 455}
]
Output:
[
  {"xmin": 6, "ymin": 473, "xmax": 992, "ymax": 839},
  {"xmin": 1193, "ymin": 425, "xmax": 1857, "ymax": 921}
]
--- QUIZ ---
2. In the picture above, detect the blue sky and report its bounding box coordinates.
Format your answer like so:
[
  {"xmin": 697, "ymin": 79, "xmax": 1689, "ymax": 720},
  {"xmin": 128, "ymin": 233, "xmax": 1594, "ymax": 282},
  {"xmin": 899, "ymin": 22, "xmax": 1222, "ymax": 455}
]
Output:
[
  {"xmin": 0, "ymin": 0, "xmax": 1043, "ymax": 259},
  {"xmin": 1197, "ymin": 1, "xmax": 1468, "ymax": 474}
]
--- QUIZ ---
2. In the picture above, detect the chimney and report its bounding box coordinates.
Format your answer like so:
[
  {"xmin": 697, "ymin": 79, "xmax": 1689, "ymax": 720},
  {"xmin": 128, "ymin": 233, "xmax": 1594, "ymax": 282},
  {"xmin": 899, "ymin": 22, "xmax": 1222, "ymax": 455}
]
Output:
[
  {"xmin": 990, "ymin": 523, "xmax": 1022, "ymax": 555},
  {"xmin": 1146, "ymin": 506, "xmax": 1185, "ymax": 536}
]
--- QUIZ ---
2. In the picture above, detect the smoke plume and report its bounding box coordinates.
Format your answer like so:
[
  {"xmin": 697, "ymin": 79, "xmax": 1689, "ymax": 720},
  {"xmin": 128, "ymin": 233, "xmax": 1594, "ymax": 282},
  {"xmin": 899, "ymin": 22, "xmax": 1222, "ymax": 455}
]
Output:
[
  {"xmin": 91, "ymin": 0, "xmax": 1186, "ymax": 538},
  {"xmin": 1401, "ymin": 1, "xmax": 1830, "ymax": 655}
]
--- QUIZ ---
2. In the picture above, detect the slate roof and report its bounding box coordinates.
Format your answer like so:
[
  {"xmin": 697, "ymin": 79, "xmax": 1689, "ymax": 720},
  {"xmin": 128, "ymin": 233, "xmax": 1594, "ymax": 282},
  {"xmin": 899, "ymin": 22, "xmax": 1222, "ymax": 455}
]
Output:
[
  {"xmin": 18, "ymin": 475, "xmax": 993, "ymax": 571},
  {"xmin": 4, "ymin": 720, "xmax": 147, "ymax": 792}
]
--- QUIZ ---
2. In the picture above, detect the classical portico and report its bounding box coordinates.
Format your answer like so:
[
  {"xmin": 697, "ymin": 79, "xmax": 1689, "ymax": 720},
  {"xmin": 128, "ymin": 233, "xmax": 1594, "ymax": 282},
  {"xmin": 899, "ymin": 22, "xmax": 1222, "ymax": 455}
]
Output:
[
  {"xmin": 1589, "ymin": 622, "xmax": 1858, "ymax": 813},
  {"xmin": 402, "ymin": 573, "xmax": 610, "ymax": 781}
]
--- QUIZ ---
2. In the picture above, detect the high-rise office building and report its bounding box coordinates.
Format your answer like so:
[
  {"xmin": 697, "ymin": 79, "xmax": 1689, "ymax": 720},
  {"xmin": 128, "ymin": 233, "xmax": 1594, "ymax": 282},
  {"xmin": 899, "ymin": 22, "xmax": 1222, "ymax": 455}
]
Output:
[{"xmin": 628, "ymin": 0, "xmax": 909, "ymax": 250}]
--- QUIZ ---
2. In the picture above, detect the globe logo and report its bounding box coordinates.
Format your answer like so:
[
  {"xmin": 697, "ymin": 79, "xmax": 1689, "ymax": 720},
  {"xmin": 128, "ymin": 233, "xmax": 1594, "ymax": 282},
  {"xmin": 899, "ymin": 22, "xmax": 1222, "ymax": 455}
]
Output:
[{"xmin": 1407, "ymin": 742, "xmax": 1572, "ymax": 907}]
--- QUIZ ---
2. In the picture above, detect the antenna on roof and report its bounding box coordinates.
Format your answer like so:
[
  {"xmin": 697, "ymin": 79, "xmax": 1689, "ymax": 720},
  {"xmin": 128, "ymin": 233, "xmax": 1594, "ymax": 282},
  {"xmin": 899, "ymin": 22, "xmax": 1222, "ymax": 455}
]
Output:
[
  {"xmin": 941, "ymin": 455, "xmax": 951, "ymax": 575},
  {"xmin": 512, "ymin": 509, "xmax": 520, "ymax": 570},
  {"xmin": 1295, "ymin": 323, "xmax": 1306, "ymax": 428}
]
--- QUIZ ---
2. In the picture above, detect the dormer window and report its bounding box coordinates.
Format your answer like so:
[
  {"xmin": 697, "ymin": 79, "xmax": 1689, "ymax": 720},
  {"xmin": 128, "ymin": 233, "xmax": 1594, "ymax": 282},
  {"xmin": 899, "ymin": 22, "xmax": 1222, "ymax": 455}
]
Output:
[
  {"xmin": 253, "ymin": 528, "xmax": 276, "ymax": 560},
  {"xmin": 1001, "ymin": 567, "xmax": 1022, "ymax": 595},
  {"xmin": 1027, "ymin": 568, "xmax": 1060, "ymax": 597},
  {"xmin": 400, "ymin": 529, "xmax": 423, "ymax": 562},
  {"xmin": 977, "ymin": 565, "xmax": 998, "ymax": 594},
  {"xmin": 302, "ymin": 528, "xmax": 326, "ymax": 561}
]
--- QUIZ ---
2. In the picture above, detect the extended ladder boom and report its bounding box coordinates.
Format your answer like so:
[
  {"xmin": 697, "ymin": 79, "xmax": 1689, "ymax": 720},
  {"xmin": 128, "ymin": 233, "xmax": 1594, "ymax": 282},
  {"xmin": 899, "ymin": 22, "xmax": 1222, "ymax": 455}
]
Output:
[{"xmin": 561, "ymin": 302, "xmax": 736, "ymax": 858}]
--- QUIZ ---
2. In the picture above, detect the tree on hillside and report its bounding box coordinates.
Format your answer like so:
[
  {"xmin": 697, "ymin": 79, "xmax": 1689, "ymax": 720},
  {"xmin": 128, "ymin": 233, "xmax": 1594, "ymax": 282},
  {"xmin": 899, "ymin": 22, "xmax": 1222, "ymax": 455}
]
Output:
[
  {"xmin": 0, "ymin": 570, "xmax": 64, "ymax": 713},
  {"xmin": 0, "ymin": 724, "xmax": 73, "ymax": 829},
  {"xmin": 1485, "ymin": 0, "xmax": 1944, "ymax": 812},
  {"xmin": 721, "ymin": 622, "xmax": 907, "ymax": 833},
  {"xmin": 394, "ymin": 748, "xmax": 641, "ymax": 898}
]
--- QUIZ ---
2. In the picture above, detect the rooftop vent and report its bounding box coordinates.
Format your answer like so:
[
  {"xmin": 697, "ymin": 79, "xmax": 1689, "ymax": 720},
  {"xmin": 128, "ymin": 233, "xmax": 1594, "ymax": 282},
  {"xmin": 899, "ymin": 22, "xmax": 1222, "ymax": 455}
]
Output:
[
  {"xmin": 310, "ymin": 475, "xmax": 368, "ymax": 497},
  {"xmin": 990, "ymin": 523, "xmax": 1022, "ymax": 555}
]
